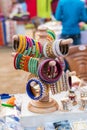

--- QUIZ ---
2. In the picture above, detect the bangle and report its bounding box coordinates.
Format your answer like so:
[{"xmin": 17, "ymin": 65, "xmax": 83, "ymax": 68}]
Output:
[
  {"xmin": 28, "ymin": 57, "xmax": 32, "ymax": 73},
  {"xmin": 47, "ymin": 29, "xmax": 56, "ymax": 42},
  {"xmin": 14, "ymin": 53, "xmax": 19, "ymax": 69},
  {"xmin": 55, "ymin": 39, "xmax": 69, "ymax": 56},
  {"xmin": 31, "ymin": 39, "xmax": 36, "ymax": 55},
  {"xmin": 17, "ymin": 35, "xmax": 23, "ymax": 53},
  {"xmin": 38, "ymin": 42, "xmax": 43, "ymax": 57},
  {"xmin": 38, "ymin": 59, "xmax": 62, "ymax": 84},
  {"xmin": 26, "ymin": 78, "xmax": 44, "ymax": 100},
  {"xmin": 43, "ymin": 42, "xmax": 48, "ymax": 58},
  {"xmin": 20, "ymin": 55, "xmax": 26, "ymax": 70},
  {"xmin": 24, "ymin": 56, "xmax": 31, "ymax": 71},
  {"xmin": 16, "ymin": 53, "xmax": 23, "ymax": 69},
  {"xmin": 20, "ymin": 35, "xmax": 26, "ymax": 53},
  {"xmin": 52, "ymin": 40, "xmax": 58, "ymax": 57},
  {"xmin": 35, "ymin": 41, "xmax": 39, "ymax": 58},
  {"xmin": 12, "ymin": 36, "xmax": 19, "ymax": 52},
  {"xmin": 46, "ymin": 42, "xmax": 55, "ymax": 58}
]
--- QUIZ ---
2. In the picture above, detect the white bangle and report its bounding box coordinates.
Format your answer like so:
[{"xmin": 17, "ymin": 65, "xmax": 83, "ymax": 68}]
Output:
[
  {"xmin": 43, "ymin": 42, "xmax": 48, "ymax": 58},
  {"xmin": 52, "ymin": 40, "xmax": 58, "ymax": 57},
  {"xmin": 55, "ymin": 39, "xmax": 69, "ymax": 57}
]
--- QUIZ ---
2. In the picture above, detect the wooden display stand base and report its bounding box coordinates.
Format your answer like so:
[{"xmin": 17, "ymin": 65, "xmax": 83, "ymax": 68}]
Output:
[{"xmin": 28, "ymin": 98, "xmax": 58, "ymax": 114}]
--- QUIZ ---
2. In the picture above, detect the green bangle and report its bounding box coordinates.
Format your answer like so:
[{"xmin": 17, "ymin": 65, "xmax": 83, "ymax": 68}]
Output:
[
  {"xmin": 31, "ymin": 58, "xmax": 34, "ymax": 74},
  {"xmin": 33, "ymin": 58, "xmax": 36, "ymax": 74},
  {"xmin": 32, "ymin": 45, "xmax": 36, "ymax": 55},
  {"xmin": 27, "ymin": 47, "xmax": 32, "ymax": 56},
  {"xmin": 23, "ymin": 50, "xmax": 28, "ymax": 55},
  {"xmin": 35, "ymin": 49, "xmax": 39, "ymax": 58},
  {"xmin": 28, "ymin": 57, "xmax": 31, "ymax": 72},
  {"xmin": 34, "ymin": 58, "xmax": 38, "ymax": 75},
  {"xmin": 16, "ymin": 54, "xmax": 23, "ymax": 69},
  {"xmin": 29, "ymin": 57, "xmax": 32, "ymax": 73}
]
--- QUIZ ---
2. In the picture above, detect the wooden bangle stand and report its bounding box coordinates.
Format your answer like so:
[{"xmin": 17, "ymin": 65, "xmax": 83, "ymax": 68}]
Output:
[{"xmin": 12, "ymin": 35, "xmax": 73, "ymax": 114}]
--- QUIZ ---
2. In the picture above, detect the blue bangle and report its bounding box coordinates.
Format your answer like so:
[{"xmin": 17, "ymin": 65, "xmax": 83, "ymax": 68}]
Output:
[{"xmin": 26, "ymin": 78, "xmax": 43, "ymax": 100}]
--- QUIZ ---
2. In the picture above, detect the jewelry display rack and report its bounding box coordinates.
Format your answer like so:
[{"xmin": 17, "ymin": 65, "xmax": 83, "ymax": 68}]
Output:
[{"xmin": 12, "ymin": 31, "xmax": 73, "ymax": 114}]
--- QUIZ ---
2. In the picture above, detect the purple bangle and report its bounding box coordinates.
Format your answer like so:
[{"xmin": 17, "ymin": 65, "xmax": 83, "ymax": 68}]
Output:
[
  {"xmin": 27, "ymin": 37, "xmax": 32, "ymax": 47},
  {"xmin": 26, "ymin": 36, "xmax": 29, "ymax": 50},
  {"xmin": 38, "ymin": 59, "xmax": 62, "ymax": 83}
]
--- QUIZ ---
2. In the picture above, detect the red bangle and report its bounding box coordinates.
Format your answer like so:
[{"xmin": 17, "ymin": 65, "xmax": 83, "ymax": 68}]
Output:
[{"xmin": 14, "ymin": 53, "xmax": 19, "ymax": 69}]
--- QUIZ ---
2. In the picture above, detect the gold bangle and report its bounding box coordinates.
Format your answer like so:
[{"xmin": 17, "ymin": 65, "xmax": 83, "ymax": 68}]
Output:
[
  {"xmin": 46, "ymin": 43, "xmax": 55, "ymax": 58},
  {"xmin": 17, "ymin": 35, "xmax": 23, "ymax": 53},
  {"xmin": 20, "ymin": 35, "xmax": 26, "ymax": 53}
]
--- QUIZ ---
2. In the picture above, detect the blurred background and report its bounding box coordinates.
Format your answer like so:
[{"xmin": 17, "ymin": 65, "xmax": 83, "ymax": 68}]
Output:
[{"xmin": 0, "ymin": 0, "xmax": 87, "ymax": 94}]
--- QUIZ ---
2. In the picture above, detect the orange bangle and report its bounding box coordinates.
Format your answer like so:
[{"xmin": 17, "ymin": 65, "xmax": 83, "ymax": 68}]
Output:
[
  {"xmin": 19, "ymin": 55, "xmax": 26, "ymax": 69},
  {"xmin": 24, "ymin": 56, "xmax": 31, "ymax": 71},
  {"xmin": 35, "ymin": 41, "xmax": 39, "ymax": 57}
]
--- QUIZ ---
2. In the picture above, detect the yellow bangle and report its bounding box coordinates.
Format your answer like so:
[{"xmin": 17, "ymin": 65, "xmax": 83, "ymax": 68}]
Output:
[
  {"xmin": 20, "ymin": 35, "xmax": 26, "ymax": 53},
  {"xmin": 35, "ymin": 41, "xmax": 40, "ymax": 57},
  {"xmin": 17, "ymin": 35, "xmax": 23, "ymax": 53}
]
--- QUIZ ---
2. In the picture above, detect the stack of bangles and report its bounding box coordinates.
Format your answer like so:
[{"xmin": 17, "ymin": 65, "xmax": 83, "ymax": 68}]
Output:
[
  {"xmin": 46, "ymin": 29, "xmax": 56, "ymax": 43},
  {"xmin": 14, "ymin": 53, "xmax": 38, "ymax": 75},
  {"xmin": 43, "ymin": 39, "xmax": 69, "ymax": 58},
  {"xmin": 13, "ymin": 35, "xmax": 43, "ymax": 58},
  {"xmin": 26, "ymin": 78, "xmax": 47, "ymax": 100},
  {"xmin": 38, "ymin": 59, "xmax": 62, "ymax": 84},
  {"xmin": 57, "ymin": 71, "xmax": 72, "ymax": 93}
]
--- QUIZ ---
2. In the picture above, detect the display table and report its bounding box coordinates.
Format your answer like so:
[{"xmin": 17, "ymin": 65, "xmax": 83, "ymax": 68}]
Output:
[{"xmin": 20, "ymin": 91, "xmax": 87, "ymax": 128}]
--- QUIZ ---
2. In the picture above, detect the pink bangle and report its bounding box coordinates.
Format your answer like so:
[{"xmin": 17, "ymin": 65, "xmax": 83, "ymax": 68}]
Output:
[{"xmin": 38, "ymin": 42, "xmax": 43, "ymax": 55}]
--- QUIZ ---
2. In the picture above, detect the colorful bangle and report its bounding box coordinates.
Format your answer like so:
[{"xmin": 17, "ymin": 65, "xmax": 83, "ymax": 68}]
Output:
[
  {"xmin": 17, "ymin": 35, "xmax": 23, "ymax": 53},
  {"xmin": 26, "ymin": 78, "xmax": 44, "ymax": 100},
  {"xmin": 24, "ymin": 56, "xmax": 31, "ymax": 71},
  {"xmin": 19, "ymin": 55, "xmax": 26, "ymax": 70},
  {"xmin": 55, "ymin": 39, "xmax": 69, "ymax": 57},
  {"xmin": 14, "ymin": 53, "xmax": 19, "ymax": 69},
  {"xmin": 16, "ymin": 53, "xmax": 23, "ymax": 69},
  {"xmin": 38, "ymin": 59, "xmax": 62, "ymax": 84},
  {"xmin": 20, "ymin": 35, "xmax": 26, "ymax": 53},
  {"xmin": 43, "ymin": 42, "xmax": 48, "ymax": 58},
  {"xmin": 35, "ymin": 41, "xmax": 39, "ymax": 58}
]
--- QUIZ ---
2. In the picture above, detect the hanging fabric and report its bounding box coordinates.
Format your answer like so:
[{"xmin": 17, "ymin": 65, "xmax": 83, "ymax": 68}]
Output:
[
  {"xmin": 25, "ymin": 0, "xmax": 37, "ymax": 18},
  {"xmin": 37, "ymin": 0, "xmax": 52, "ymax": 18}
]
